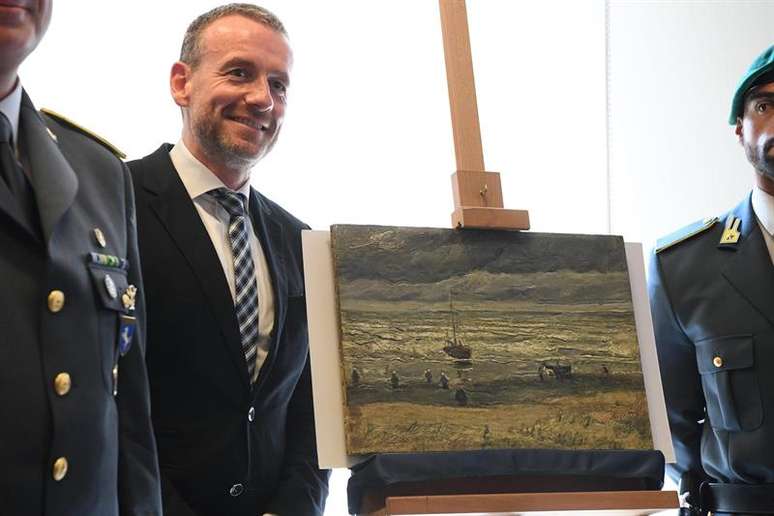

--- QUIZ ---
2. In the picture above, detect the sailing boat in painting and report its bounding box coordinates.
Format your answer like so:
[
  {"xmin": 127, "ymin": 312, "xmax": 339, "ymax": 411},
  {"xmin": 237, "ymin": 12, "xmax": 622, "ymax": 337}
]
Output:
[{"xmin": 442, "ymin": 291, "xmax": 471, "ymax": 360}]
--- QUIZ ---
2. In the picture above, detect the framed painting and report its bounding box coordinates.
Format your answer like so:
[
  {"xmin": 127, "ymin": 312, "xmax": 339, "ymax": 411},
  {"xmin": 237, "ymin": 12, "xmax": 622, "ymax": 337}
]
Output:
[{"xmin": 330, "ymin": 225, "xmax": 652, "ymax": 455}]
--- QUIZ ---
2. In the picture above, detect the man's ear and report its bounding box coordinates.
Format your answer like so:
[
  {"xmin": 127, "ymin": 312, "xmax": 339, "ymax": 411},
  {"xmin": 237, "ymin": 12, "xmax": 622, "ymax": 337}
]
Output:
[
  {"xmin": 170, "ymin": 61, "xmax": 192, "ymax": 108},
  {"xmin": 735, "ymin": 117, "xmax": 744, "ymax": 144}
]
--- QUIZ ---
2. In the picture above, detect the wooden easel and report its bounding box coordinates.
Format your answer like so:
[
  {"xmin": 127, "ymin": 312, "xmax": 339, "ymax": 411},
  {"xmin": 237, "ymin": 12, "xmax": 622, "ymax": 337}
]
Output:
[
  {"xmin": 357, "ymin": 2, "xmax": 679, "ymax": 514},
  {"xmin": 441, "ymin": 0, "xmax": 530, "ymax": 230}
]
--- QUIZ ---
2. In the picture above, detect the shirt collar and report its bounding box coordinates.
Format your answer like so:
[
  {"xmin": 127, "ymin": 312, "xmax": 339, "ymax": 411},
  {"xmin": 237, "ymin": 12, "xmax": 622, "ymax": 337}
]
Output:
[
  {"xmin": 752, "ymin": 185, "xmax": 774, "ymax": 236},
  {"xmin": 169, "ymin": 140, "xmax": 252, "ymax": 202},
  {"xmin": 0, "ymin": 79, "xmax": 23, "ymax": 146}
]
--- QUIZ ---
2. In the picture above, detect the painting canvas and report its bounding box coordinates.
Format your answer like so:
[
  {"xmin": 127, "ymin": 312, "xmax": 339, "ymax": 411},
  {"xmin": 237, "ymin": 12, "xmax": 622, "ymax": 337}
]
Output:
[{"xmin": 330, "ymin": 225, "xmax": 652, "ymax": 455}]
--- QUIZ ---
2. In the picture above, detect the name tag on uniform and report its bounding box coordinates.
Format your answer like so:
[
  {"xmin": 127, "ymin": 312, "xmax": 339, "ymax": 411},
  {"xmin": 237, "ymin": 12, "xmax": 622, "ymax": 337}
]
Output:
[{"xmin": 118, "ymin": 314, "xmax": 136, "ymax": 356}]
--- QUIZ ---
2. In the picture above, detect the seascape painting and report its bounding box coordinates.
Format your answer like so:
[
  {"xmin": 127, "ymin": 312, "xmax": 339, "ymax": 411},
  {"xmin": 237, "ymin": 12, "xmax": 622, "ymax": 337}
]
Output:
[{"xmin": 330, "ymin": 225, "xmax": 652, "ymax": 455}]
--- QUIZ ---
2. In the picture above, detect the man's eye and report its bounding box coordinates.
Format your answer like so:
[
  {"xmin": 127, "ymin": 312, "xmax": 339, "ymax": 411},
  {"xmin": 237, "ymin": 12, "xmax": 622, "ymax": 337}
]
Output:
[
  {"xmin": 757, "ymin": 102, "xmax": 769, "ymax": 113},
  {"xmin": 271, "ymin": 80, "xmax": 287, "ymax": 94},
  {"xmin": 228, "ymin": 68, "xmax": 247, "ymax": 78}
]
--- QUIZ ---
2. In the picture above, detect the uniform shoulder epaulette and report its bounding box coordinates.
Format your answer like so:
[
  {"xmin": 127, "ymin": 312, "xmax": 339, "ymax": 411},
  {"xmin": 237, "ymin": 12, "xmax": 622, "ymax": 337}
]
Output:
[
  {"xmin": 39, "ymin": 108, "xmax": 126, "ymax": 160},
  {"xmin": 655, "ymin": 217, "xmax": 719, "ymax": 254}
]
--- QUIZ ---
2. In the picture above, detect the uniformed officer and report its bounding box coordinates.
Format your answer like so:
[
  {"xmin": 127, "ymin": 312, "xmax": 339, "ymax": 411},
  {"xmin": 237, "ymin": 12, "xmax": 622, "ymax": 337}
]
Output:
[
  {"xmin": 0, "ymin": 2, "xmax": 162, "ymax": 514},
  {"xmin": 649, "ymin": 45, "xmax": 774, "ymax": 515}
]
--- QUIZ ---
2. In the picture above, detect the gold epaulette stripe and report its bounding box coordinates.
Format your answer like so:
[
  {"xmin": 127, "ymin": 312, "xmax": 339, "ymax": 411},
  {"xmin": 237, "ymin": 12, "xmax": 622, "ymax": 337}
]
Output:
[
  {"xmin": 655, "ymin": 217, "xmax": 719, "ymax": 254},
  {"xmin": 40, "ymin": 108, "xmax": 126, "ymax": 159}
]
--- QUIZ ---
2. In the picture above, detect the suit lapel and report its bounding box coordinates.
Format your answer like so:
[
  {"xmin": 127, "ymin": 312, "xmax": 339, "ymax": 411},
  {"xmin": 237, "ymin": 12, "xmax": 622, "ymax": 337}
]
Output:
[
  {"xmin": 20, "ymin": 91, "xmax": 78, "ymax": 244},
  {"xmin": 140, "ymin": 146, "xmax": 250, "ymax": 390},
  {"xmin": 721, "ymin": 194, "xmax": 774, "ymax": 327},
  {"xmin": 0, "ymin": 172, "xmax": 36, "ymax": 239},
  {"xmin": 249, "ymin": 190, "xmax": 287, "ymax": 389}
]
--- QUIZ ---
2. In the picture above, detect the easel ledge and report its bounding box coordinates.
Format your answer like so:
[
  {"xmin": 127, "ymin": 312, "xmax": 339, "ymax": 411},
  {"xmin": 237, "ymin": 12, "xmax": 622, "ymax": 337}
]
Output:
[{"xmin": 361, "ymin": 490, "xmax": 678, "ymax": 516}]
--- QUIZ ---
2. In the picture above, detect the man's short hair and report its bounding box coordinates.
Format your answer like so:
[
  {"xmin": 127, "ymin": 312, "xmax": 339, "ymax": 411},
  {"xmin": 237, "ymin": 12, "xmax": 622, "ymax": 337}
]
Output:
[{"xmin": 180, "ymin": 3, "xmax": 287, "ymax": 69}]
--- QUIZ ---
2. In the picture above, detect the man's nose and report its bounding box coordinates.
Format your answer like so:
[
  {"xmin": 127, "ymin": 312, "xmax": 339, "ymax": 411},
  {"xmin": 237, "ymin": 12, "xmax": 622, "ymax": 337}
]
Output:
[{"xmin": 245, "ymin": 78, "xmax": 273, "ymax": 113}]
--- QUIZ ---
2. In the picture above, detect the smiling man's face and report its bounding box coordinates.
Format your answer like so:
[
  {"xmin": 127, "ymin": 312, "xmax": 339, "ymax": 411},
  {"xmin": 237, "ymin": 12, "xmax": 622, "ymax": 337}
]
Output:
[{"xmin": 175, "ymin": 14, "xmax": 292, "ymax": 177}]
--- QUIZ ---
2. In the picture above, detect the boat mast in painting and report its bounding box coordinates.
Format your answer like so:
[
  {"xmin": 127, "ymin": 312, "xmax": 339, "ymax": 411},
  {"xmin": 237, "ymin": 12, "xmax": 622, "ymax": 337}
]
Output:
[{"xmin": 443, "ymin": 290, "xmax": 471, "ymax": 360}]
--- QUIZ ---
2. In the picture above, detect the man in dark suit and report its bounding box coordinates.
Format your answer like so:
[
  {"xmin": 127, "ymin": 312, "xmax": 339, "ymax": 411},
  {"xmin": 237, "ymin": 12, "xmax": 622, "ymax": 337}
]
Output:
[
  {"xmin": 128, "ymin": 4, "xmax": 329, "ymax": 515},
  {"xmin": 0, "ymin": 1, "xmax": 162, "ymax": 514},
  {"xmin": 649, "ymin": 45, "xmax": 774, "ymax": 515}
]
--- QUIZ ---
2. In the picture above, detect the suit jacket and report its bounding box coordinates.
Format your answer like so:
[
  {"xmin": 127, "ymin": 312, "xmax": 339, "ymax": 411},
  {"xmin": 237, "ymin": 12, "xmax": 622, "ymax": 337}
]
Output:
[
  {"xmin": 649, "ymin": 194, "xmax": 774, "ymax": 507},
  {"xmin": 128, "ymin": 144, "xmax": 329, "ymax": 516},
  {"xmin": 0, "ymin": 92, "xmax": 161, "ymax": 515}
]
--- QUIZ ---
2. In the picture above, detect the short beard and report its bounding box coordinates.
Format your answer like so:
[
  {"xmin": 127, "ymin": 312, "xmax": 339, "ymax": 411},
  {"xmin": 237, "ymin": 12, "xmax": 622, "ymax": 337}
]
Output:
[
  {"xmin": 192, "ymin": 113, "xmax": 277, "ymax": 172},
  {"xmin": 745, "ymin": 138, "xmax": 774, "ymax": 180}
]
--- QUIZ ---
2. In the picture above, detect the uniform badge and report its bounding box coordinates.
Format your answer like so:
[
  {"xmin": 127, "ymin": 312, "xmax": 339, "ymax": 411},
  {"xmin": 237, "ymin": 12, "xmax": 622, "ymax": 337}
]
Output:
[
  {"xmin": 718, "ymin": 216, "xmax": 741, "ymax": 249},
  {"xmin": 93, "ymin": 228, "xmax": 107, "ymax": 248},
  {"xmin": 104, "ymin": 274, "xmax": 118, "ymax": 299},
  {"xmin": 118, "ymin": 314, "xmax": 136, "ymax": 356},
  {"xmin": 122, "ymin": 285, "xmax": 137, "ymax": 311},
  {"xmin": 88, "ymin": 252, "xmax": 128, "ymax": 270}
]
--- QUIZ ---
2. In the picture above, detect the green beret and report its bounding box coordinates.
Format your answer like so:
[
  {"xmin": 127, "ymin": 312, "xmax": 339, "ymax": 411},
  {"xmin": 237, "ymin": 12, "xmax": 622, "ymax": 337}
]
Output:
[{"xmin": 729, "ymin": 45, "xmax": 774, "ymax": 124}]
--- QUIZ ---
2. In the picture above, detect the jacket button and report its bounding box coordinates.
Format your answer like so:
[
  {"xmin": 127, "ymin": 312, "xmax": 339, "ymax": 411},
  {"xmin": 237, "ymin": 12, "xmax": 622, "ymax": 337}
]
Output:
[
  {"xmin": 47, "ymin": 290, "xmax": 65, "ymax": 313},
  {"xmin": 248, "ymin": 406, "xmax": 255, "ymax": 422},
  {"xmin": 713, "ymin": 356, "xmax": 723, "ymax": 368},
  {"xmin": 229, "ymin": 483, "xmax": 244, "ymax": 497},
  {"xmin": 52, "ymin": 457, "xmax": 68, "ymax": 481},
  {"xmin": 54, "ymin": 373, "xmax": 71, "ymax": 396}
]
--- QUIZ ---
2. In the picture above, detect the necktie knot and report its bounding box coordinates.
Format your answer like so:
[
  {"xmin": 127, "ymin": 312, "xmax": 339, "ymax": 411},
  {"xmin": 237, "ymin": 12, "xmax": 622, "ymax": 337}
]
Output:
[
  {"xmin": 0, "ymin": 113, "xmax": 13, "ymax": 144},
  {"xmin": 208, "ymin": 188, "xmax": 247, "ymax": 218}
]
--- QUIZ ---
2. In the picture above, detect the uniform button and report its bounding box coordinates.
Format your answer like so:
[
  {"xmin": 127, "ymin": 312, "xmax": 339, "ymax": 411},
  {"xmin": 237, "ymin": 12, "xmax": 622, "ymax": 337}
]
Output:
[
  {"xmin": 47, "ymin": 290, "xmax": 65, "ymax": 313},
  {"xmin": 54, "ymin": 373, "xmax": 71, "ymax": 396},
  {"xmin": 52, "ymin": 457, "xmax": 68, "ymax": 481},
  {"xmin": 229, "ymin": 483, "xmax": 244, "ymax": 497},
  {"xmin": 248, "ymin": 406, "xmax": 255, "ymax": 422},
  {"xmin": 713, "ymin": 356, "xmax": 723, "ymax": 368}
]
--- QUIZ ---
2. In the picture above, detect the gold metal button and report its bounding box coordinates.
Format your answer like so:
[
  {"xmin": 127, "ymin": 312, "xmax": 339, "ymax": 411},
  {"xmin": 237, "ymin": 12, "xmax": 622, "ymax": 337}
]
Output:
[
  {"xmin": 47, "ymin": 290, "xmax": 65, "ymax": 313},
  {"xmin": 713, "ymin": 356, "xmax": 723, "ymax": 368},
  {"xmin": 52, "ymin": 457, "xmax": 68, "ymax": 481},
  {"xmin": 54, "ymin": 373, "xmax": 71, "ymax": 396}
]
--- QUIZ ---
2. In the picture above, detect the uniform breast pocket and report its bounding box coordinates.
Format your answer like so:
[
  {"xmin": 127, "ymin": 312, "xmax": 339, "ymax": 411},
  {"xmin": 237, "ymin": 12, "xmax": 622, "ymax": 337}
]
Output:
[
  {"xmin": 695, "ymin": 335, "xmax": 763, "ymax": 432},
  {"xmin": 87, "ymin": 263, "xmax": 130, "ymax": 394}
]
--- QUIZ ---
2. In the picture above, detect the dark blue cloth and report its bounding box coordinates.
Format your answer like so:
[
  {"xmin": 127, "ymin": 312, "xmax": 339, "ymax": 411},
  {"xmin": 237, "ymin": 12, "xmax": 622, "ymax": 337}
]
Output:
[{"xmin": 347, "ymin": 449, "xmax": 664, "ymax": 514}]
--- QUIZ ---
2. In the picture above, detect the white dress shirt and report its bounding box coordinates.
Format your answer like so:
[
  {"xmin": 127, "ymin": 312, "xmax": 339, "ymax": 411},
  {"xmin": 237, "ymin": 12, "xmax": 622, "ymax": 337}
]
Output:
[
  {"xmin": 170, "ymin": 141, "xmax": 275, "ymax": 381},
  {"xmin": 751, "ymin": 185, "xmax": 774, "ymax": 264}
]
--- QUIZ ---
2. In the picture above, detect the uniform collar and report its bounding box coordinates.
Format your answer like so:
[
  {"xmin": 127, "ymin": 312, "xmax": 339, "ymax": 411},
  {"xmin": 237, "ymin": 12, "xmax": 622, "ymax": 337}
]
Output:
[
  {"xmin": 751, "ymin": 185, "xmax": 774, "ymax": 236},
  {"xmin": 0, "ymin": 79, "xmax": 23, "ymax": 148},
  {"xmin": 169, "ymin": 139, "xmax": 251, "ymax": 201}
]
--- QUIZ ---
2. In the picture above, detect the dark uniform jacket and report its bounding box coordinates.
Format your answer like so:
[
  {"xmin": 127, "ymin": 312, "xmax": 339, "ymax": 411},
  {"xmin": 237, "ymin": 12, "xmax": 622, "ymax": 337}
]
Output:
[
  {"xmin": 649, "ymin": 193, "xmax": 774, "ymax": 511},
  {"xmin": 0, "ymin": 92, "xmax": 161, "ymax": 515},
  {"xmin": 128, "ymin": 144, "xmax": 329, "ymax": 516}
]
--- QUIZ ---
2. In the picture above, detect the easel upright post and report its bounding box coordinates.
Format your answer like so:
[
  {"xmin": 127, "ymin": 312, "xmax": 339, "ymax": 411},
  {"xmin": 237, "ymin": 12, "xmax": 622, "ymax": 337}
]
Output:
[{"xmin": 439, "ymin": 0, "xmax": 530, "ymax": 230}]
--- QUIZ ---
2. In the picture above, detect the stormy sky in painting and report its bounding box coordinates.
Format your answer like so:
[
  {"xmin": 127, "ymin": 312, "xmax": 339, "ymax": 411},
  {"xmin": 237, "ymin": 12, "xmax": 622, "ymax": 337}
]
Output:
[{"xmin": 332, "ymin": 225, "xmax": 628, "ymax": 282}]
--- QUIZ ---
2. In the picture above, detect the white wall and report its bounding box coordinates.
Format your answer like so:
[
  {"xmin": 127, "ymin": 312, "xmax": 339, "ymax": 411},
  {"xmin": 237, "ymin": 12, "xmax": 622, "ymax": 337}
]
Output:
[
  {"xmin": 608, "ymin": 0, "xmax": 774, "ymax": 248},
  {"xmin": 19, "ymin": 1, "xmax": 607, "ymax": 514}
]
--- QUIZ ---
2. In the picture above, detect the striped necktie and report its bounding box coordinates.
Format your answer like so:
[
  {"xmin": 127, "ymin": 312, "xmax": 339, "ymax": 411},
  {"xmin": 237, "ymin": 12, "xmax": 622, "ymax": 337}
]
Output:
[{"xmin": 208, "ymin": 188, "xmax": 260, "ymax": 381}]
